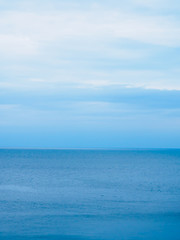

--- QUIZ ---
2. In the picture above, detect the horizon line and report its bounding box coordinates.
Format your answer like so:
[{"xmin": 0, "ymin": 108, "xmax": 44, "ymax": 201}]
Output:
[{"xmin": 0, "ymin": 147, "xmax": 179, "ymax": 150}]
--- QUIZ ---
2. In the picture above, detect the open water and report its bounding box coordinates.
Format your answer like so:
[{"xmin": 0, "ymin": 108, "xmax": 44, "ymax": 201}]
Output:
[{"xmin": 0, "ymin": 149, "xmax": 180, "ymax": 240}]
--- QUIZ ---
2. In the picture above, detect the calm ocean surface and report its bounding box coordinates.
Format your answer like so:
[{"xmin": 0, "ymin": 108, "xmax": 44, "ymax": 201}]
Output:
[{"xmin": 0, "ymin": 149, "xmax": 180, "ymax": 240}]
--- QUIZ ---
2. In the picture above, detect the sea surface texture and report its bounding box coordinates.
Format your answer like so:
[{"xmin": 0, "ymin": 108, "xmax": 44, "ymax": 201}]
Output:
[{"xmin": 0, "ymin": 149, "xmax": 180, "ymax": 240}]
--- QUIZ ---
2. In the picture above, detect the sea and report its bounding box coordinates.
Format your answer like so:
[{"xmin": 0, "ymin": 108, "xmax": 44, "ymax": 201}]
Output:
[{"xmin": 0, "ymin": 149, "xmax": 180, "ymax": 240}]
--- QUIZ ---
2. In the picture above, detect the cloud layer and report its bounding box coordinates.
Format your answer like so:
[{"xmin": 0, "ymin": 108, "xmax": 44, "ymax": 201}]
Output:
[{"xmin": 0, "ymin": 0, "xmax": 180, "ymax": 147}]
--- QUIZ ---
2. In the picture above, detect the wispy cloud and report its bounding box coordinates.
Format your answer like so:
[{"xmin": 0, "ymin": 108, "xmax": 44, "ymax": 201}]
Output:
[
  {"xmin": 0, "ymin": 34, "xmax": 37, "ymax": 56},
  {"xmin": 1, "ymin": 10, "xmax": 180, "ymax": 49},
  {"xmin": 0, "ymin": 0, "xmax": 180, "ymax": 147}
]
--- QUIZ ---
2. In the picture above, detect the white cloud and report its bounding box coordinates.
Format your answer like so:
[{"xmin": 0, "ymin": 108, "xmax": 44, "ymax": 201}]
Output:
[
  {"xmin": 0, "ymin": 9, "xmax": 180, "ymax": 51},
  {"xmin": 0, "ymin": 34, "xmax": 37, "ymax": 56},
  {"xmin": 0, "ymin": 5, "xmax": 180, "ymax": 91},
  {"xmin": 0, "ymin": 68, "xmax": 180, "ymax": 91},
  {"xmin": 77, "ymin": 70, "xmax": 180, "ymax": 91},
  {"xmin": 130, "ymin": 0, "xmax": 180, "ymax": 10}
]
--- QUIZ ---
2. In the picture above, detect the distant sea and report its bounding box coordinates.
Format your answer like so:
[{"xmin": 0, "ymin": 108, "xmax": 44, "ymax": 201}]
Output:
[{"xmin": 0, "ymin": 149, "xmax": 180, "ymax": 240}]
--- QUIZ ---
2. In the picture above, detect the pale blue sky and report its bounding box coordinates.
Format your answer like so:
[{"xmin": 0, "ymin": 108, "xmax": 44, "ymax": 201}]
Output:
[{"xmin": 0, "ymin": 0, "xmax": 180, "ymax": 148}]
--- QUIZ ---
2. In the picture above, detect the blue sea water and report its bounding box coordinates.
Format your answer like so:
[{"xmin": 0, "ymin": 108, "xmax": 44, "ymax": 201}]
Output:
[{"xmin": 0, "ymin": 149, "xmax": 180, "ymax": 240}]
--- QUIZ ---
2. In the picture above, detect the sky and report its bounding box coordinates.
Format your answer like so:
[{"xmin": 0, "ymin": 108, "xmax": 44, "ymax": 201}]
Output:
[{"xmin": 0, "ymin": 0, "xmax": 180, "ymax": 148}]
